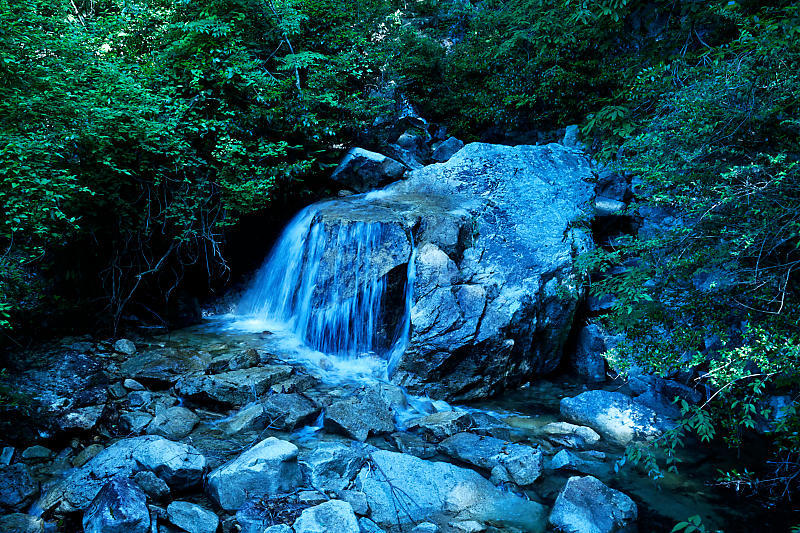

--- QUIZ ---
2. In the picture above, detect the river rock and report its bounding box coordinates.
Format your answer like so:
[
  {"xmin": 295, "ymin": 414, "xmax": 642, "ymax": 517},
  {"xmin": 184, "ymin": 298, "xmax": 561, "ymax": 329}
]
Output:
[
  {"xmin": 549, "ymin": 450, "xmax": 605, "ymax": 476},
  {"xmin": 0, "ymin": 513, "xmax": 44, "ymax": 533},
  {"xmin": 432, "ymin": 137, "xmax": 464, "ymax": 162},
  {"xmin": 406, "ymin": 410, "xmax": 472, "ymax": 441},
  {"xmin": 167, "ymin": 501, "xmax": 219, "ymax": 533},
  {"xmin": 72, "ymin": 443, "xmax": 105, "ymax": 467},
  {"xmin": 120, "ymin": 411, "xmax": 154, "ymax": 434},
  {"xmin": 299, "ymin": 441, "xmax": 370, "ymax": 492},
  {"xmin": 438, "ymin": 432, "xmax": 543, "ymax": 485},
  {"xmin": 570, "ymin": 324, "xmax": 608, "ymax": 383},
  {"xmin": 262, "ymin": 393, "xmax": 320, "ymax": 431},
  {"xmin": 359, "ymin": 517, "xmax": 387, "ymax": 533},
  {"xmin": 40, "ymin": 435, "xmax": 206, "ymax": 514},
  {"xmin": 324, "ymin": 390, "xmax": 395, "ymax": 441},
  {"xmin": 548, "ymin": 476, "xmax": 637, "ymax": 533},
  {"xmin": 133, "ymin": 470, "xmax": 170, "ymax": 500},
  {"xmin": 82, "ymin": 477, "xmax": 150, "ymax": 533},
  {"xmin": 114, "ymin": 339, "xmax": 137, "ymax": 355},
  {"xmin": 0, "ymin": 463, "xmax": 39, "ymax": 511},
  {"xmin": 330, "ymin": 148, "xmax": 406, "ymax": 192},
  {"xmin": 207, "ymin": 437, "xmax": 301, "ymax": 510},
  {"xmin": 540, "ymin": 422, "xmax": 601, "ymax": 449},
  {"xmin": 218, "ymin": 402, "xmax": 268, "ymax": 435},
  {"xmin": 176, "ymin": 365, "xmax": 293, "ymax": 406},
  {"xmin": 560, "ymin": 390, "xmax": 672, "ymax": 446},
  {"xmin": 146, "ymin": 406, "xmax": 199, "ymax": 439},
  {"xmin": 120, "ymin": 348, "xmax": 209, "ymax": 387},
  {"xmin": 356, "ymin": 450, "xmax": 547, "ymax": 529},
  {"xmin": 411, "ymin": 523, "xmax": 439, "ymax": 533},
  {"xmin": 293, "ymin": 500, "xmax": 359, "ymax": 533}
]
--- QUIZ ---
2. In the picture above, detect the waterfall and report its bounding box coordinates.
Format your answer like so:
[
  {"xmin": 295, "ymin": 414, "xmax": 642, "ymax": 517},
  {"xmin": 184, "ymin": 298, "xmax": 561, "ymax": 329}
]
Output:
[{"xmin": 237, "ymin": 199, "xmax": 415, "ymax": 362}]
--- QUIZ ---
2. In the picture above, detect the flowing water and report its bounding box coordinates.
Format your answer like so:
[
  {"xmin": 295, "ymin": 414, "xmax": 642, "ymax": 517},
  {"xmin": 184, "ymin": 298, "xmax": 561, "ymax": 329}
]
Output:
[{"xmin": 176, "ymin": 188, "xmax": 794, "ymax": 531}]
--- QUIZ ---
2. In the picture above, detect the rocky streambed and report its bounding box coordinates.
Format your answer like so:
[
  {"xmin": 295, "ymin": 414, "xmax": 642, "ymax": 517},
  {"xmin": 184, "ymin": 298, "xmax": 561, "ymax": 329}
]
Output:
[{"xmin": 0, "ymin": 326, "xmax": 775, "ymax": 533}]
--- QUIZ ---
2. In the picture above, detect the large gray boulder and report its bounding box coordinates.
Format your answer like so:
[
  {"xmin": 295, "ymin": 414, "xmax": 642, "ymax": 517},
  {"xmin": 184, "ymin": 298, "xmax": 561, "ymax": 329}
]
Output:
[
  {"xmin": 390, "ymin": 143, "xmax": 593, "ymax": 400},
  {"xmin": 560, "ymin": 390, "xmax": 673, "ymax": 446},
  {"xmin": 207, "ymin": 437, "xmax": 301, "ymax": 510},
  {"xmin": 40, "ymin": 436, "xmax": 206, "ymax": 514},
  {"xmin": 356, "ymin": 450, "xmax": 547, "ymax": 530},
  {"xmin": 293, "ymin": 500, "xmax": 359, "ymax": 533},
  {"xmin": 548, "ymin": 476, "xmax": 637, "ymax": 533},
  {"xmin": 82, "ymin": 477, "xmax": 150, "ymax": 533},
  {"xmin": 330, "ymin": 148, "xmax": 406, "ymax": 192}
]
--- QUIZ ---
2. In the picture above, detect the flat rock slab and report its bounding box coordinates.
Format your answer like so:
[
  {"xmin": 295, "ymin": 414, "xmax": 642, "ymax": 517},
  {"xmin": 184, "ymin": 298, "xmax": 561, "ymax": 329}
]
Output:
[
  {"xmin": 438, "ymin": 432, "xmax": 543, "ymax": 485},
  {"xmin": 120, "ymin": 348, "xmax": 209, "ymax": 386},
  {"xmin": 176, "ymin": 365, "xmax": 293, "ymax": 406}
]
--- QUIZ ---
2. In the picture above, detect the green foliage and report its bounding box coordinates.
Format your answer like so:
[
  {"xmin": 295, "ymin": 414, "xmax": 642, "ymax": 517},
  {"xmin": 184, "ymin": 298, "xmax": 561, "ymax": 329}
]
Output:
[{"xmin": 0, "ymin": 0, "xmax": 396, "ymax": 332}]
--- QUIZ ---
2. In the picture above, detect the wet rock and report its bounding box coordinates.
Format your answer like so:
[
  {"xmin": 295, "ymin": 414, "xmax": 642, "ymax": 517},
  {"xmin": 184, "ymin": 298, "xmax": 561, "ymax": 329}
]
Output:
[
  {"xmin": 73, "ymin": 444, "xmax": 105, "ymax": 467},
  {"xmin": 540, "ymin": 422, "xmax": 601, "ymax": 449},
  {"xmin": 549, "ymin": 475, "xmax": 637, "ymax": 533},
  {"xmin": 549, "ymin": 450, "xmax": 605, "ymax": 476},
  {"xmin": 167, "ymin": 501, "xmax": 219, "ymax": 533},
  {"xmin": 218, "ymin": 402, "xmax": 267, "ymax": 435},
  {"xmin": 176, "ymin": 366, "xmax": 293, "ymax": 406},
  {"xmin": 21, "ymin": 445, "xmax": 52, "ymax": 461},
  {"xmin": 82, "ymin": 477, "xmax": 150, "ymax": 533},
  {"xmin": 330, "ymin": 148, "xmax": 406, "ymax": 192},
  {"xmin": 570, "ymin": 324, "xmax": 608, "ymax": 383},
  {"xmin": 228, "ymin": 348, "xmax": 260, "ymax": 371},
  {"xmin": 432, "ymin": 137, "xmax": 465, "ymax": 162},
  {"xmin": 41, "ymin": 436, "xmax": 206, "ymax": 514},
  {"xmin": 293, "ymin": 500, "xmax": 359, "ymax": 533},
  {"xmin": 299, "ymin": 441, "xmax": 369, "ymax": 492},
  {"xmin": 146, "ymin": 406, "xmax": 199, "ymax": 440},
  {"xmin": 560, "ymin": 390, "xmax": 673, "ymax": 446},
  {"xmin": 411, "ymin": 523, "xmax": 439, "ymax": 533},
  {"xmin": 207, "ymin": 437, "xmax": 301, "ymax": 510},
  {"xmin": 120, "ymin": 348, "xmax": 209, "ymax": 387},
  {"xmin": 406, "ymin": 410, "xmax": 472, "ymax": 441},
  {"xmin": 391, "ymin": 432, "xmax": 437, "ymax": 459},
  {"xmin": 262, "ymin": 393, "xmax": 321, "ymax": 431},
  {"xmin": 0, "ymin": 513, "xmax": 45, "ymax": 533},
  {"xmin": 270, "ymin": 374, "xmax": 320, "ymax": 394},
  {"xmin": 356, "ymin": 450, "xmax": 547, "ymax": 529},
  {"xmin": 114, "ymin": 339, "xmax": 137, "ymax": 355},
  {"xmin": 265, "ymin": 526, "xmax": 293, "ymax": 533},
  {"xmin": 119, "ymin": 411, "xmax": 154, "ymax": 434},
  {"xmin": 438, "ymin": 432, "xmax": 543, "ymax": 485},
  {"xmin": 0, "ymin": 463, "xmax": 39, "ymax": 511},
  {"xmin": 324, "ymin": 390, "xmax": 395, "ymax": 442},
  {"xmin": 133, "ymin": 471, "xmax": 170, "ymax": 501}
]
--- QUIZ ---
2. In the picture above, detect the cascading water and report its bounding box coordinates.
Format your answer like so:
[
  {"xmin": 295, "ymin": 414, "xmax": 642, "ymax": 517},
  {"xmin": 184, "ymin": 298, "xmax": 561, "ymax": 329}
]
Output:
[{"xmin": 237, "ymin": 197, "xmax": 416, "ymax": 363}]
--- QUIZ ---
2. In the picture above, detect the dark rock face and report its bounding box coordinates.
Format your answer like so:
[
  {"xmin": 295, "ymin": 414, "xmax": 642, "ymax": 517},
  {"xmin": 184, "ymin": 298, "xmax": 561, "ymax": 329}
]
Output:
[
  {"xmin": 330, "ymin": 148, "xmax": 406, "ymax": 192},
  {"xmin": 570, "ymin": 324, "xmax": 608, "ymax": 383},
  {"xmin": 548, "ymin": 475, "xmax": 637, "ymax": 533},
  {"xmin": 0, "ymin": 463, "xmax": 39, "ymax": 511},
  {"xmin": 10, "ymin": 351, "xmax": 109, "ymax": 436},
  {"xmin": 82, "ymin": 477, "xmax": 150, "ymax": 533}
]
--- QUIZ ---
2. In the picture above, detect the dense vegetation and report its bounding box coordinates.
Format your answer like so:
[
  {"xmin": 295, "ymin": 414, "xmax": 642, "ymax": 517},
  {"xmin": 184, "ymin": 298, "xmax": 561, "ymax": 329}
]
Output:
[{"xmin": 2, "ymin": 0, "xmax": 799, "ymax": 525}]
